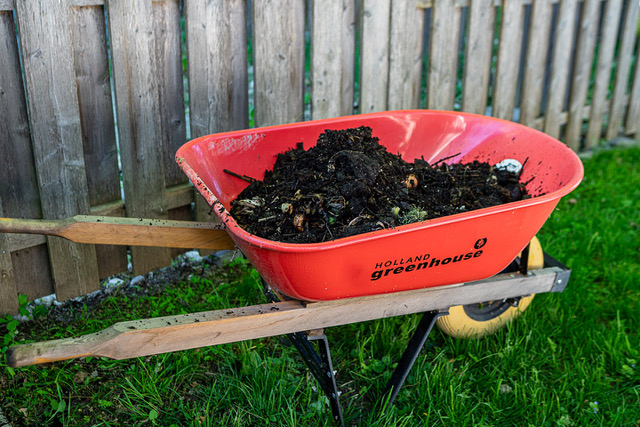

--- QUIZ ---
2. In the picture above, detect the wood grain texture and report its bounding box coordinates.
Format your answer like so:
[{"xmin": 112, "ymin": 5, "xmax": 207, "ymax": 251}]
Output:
[
  {"xmin": 252, "ymin": 0, "xmax": 305, "ymax": 126},
  {"xmin": 428, "ymin": 0, "xmax": 461, "ymax": 110},
  {"xmin": 310, "ymin": 0, "xmax": 356, "ymax": 119},
  {"xmin": 605, "ymin": 0, "xmax": 639, "ymax": 140},
  {"xmin": 544, "ymin": 0, "xmax": 577, "ymax": 138},
  {"xmin": 341, "ymin": 0, "xmax": 356, "ymax": 116},
  {"xmin": 388, "ymin": 0, "xmax": 425, "ymax": 110},
  {"xmin": 520, "ymin": 0, "xmax": 553, "ymax": 127},
  {"xmin": 585, "ymin": 0, "xmax": 622, "ymax": 148},
  {"xmin": 6, "ymin": 267, "xmax": 564, "ymax": 366},
  {"xmin": 185, "ymin": 0, "xmax": 248, "ymax": 138},
  {"xmin": 0, "ymin": 198, "xmax": 18, "ymax": 315},
  {"xmin": 106, "ymin": 0, "xmax": 171, "ymax": 275},
  {"xmin": 360, "ymin": 0, "xmax": 391, "ymax": 113},
  {"xmin": 70, "ymin": 5, "xmax": 127, "ymax": 278},
  {"xmin": 0, "ymin": 7, "xmax": 44, "ymax": 301},
  {"xmin": 462, "ymin": 0, "xmax": 494, "ymax": 114},
  {"xmin": 0, "ymin": 216, "xmax": 235, "ymax": 250},
  {"xmin": 15, "ymin": 0, "xmax": 100, "ymax": 301},
  {"xmin": 153, "ymin": 0, "xmax": 187, "ymax": 188},
  {"xmin": 625, "ymin": 40, "xmax": 640, "ymax": 135},
  {"xmin": 11, "ymin": 245, "xmax": 54, "ymax": 302},
  {"xmin": 565, "ymin": 0, "xmax": 599, "ymax": 151},
  {"xmin": 493, "ymin": 0, "xmax": 525, "ymax": 121}
]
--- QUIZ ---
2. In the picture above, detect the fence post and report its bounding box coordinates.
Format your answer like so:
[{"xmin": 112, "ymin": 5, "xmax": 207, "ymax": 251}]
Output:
[
  {"xmin": 360, "ymin": 0, "xmax": 391, "ymax": 114},
  {"xmin": 106, "ymin": 0, "xmax": 171, "ymax": 275},
  {"xmin": 252, "ymin": 0, "xmax": 305, "ymax": 126},
  {"xmin": 14, "ymin": 0, "xmax": 100, "ymax": 301}
]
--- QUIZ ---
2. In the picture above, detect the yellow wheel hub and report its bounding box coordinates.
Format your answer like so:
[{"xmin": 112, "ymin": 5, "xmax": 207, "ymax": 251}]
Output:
[{"xmin": 436, "ymin": 236, "xmax": 544, "ymax": 338}]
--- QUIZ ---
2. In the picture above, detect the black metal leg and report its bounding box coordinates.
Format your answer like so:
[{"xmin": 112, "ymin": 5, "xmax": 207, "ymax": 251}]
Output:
[
  {"xmin": 381, "ymin": 310, "xmax": 448, "ymax": 407},
  {"xmin": 262, "ymin": 280, "xmax": 344, "ymax": 426},
  {"xmin": 286, "ymin": 331, "xmax": 345, "ymax": 426}
]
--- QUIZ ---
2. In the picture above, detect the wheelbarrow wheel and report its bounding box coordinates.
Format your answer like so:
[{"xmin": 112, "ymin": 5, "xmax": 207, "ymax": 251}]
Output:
[{"xmin": 436, "ymin": 236, "xmax": 544, "ymax": 338}]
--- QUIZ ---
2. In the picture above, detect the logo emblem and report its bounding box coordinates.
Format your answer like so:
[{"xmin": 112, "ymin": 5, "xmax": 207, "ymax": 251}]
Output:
[{"xmin": 474, "ymin": 238, "xmax": 487, "ymax": 249}]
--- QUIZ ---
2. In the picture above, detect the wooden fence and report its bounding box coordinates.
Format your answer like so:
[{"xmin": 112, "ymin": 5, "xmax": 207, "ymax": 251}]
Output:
[{"xmin": 0, "ymin": 0, "xmax": 639, "ymax": 315}]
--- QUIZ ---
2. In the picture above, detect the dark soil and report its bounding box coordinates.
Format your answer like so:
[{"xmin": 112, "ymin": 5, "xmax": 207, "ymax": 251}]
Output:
[{"xmin": 229, "ymin": 126, "xmax": 530, "ymax": 243}]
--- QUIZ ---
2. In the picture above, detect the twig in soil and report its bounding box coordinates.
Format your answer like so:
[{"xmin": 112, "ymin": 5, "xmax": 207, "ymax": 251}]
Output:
[
  {"xmin": 223, "ymin": 169, "xmax": 258, "ymax": 184},
  {"xmin": 432, "ymin": 152, "xmax": 461, "ymax": 165}
]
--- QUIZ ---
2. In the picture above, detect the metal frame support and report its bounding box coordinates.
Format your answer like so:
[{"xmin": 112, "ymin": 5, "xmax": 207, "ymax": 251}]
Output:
[
  {"xmin": 263, "ymin": 280, "xmax": 345, "ymax": 426},
  {"xmin": 381, "ymin": 310, "xmax": 448, "ymax": 407},
  {"xmin": 286, "ymin": 330, "xmax": 345, "ymax": 426}
]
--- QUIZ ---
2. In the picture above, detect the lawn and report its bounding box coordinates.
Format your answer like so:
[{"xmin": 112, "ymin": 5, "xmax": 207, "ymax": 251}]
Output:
[{"xmin": 1, "ymin": 145, "xmax": 639, "ymax": 426}]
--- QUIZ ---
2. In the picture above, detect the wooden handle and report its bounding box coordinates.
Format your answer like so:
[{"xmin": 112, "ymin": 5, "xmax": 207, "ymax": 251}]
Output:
[
  {"xmin": 6, "ymin": 268, "xmax": 563, "ymax": 367},
  {"xmin": 0, "ymin": 215, "xmax": 235, "ymax": 250}
]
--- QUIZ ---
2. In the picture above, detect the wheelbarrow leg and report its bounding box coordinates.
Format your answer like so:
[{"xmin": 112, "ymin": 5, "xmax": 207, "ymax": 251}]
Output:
[
  {"xmin": 382, "ymin": 310, "xmax": 448, "ymax": 407},
  {"xmin": 262, "ymin": 281, "xmax": 345, "ymax": 426},
  {"xmin": 286, "ymin": 330, "xmax": 345, "ymax": 426}
]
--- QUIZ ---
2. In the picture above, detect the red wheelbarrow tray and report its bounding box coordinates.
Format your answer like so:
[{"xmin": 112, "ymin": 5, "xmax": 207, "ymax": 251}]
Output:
[{"xmin": 176, "ymin": 110, "xmax": 583, "ymax": 301}]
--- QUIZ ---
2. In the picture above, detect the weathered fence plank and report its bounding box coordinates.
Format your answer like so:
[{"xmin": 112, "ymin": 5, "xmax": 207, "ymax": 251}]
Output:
[
  {"xmin": 462, "ymin": 0, "xmax": 495, "ymax": 115},
  {"xmin": 184, "ymin": 0, "xmax": 249, "ymax": 234},
  {"xmin": 185, "ymin": 0, "xmax": 248, "ymax": 137},
  {"xmin": 154, "ymin": 0, "xmax": 188, "ymax": 188},
  {"xmin": 565, "ymin": 0, "xmax": 600, "ymax": 150},
  {"xmin": 310, "ymin": 0, "xmax": 356, "ymax": 119},
  {"xmin": 0, "ymin": 12, "xmax": 47, "ymax": 308},
  {"xmin": 626, "ymin": 40, "xmax": 640, "ymax": 135},
  {"xmin": 15, "ymin": 0, "xmax": 100, "ymax": 301},
  {"xmin": 493, "ymin": 0, "xmax": 525, "ymax": 121},
  {"xmin": 544, "ymin": 0, "xmax": 577, "ymax": 138},
  {"xmin": 606, "ymin": 0, "xmax": 639, "ymax": 140},
  {"xmin": 106, "ymin": 0, "xmax": 171, "ymax": 275},
  {"xmin": 388, "ymin": 0, "xmax": 425, "ymax": 110},
  {"xmin": 428, "ymin": 0, "xmax": 461, "ymax": 110},
  {"xmin": 0, "ymin": 234, "xmax": 17, "ymax": 315},
  {"xmin": 70, "ymin": 4, "xmax": 127, "ymax": 279},
  {"xmin": 252, "ymin": 0, "xmax": 305, "ymax": 126},
  {"xmin": 153, "ymin": 0, "xmax": 193, "ymax": 254},
  {"xmin": 585, "ymin": 0, "xmax": 622, "ymax": 148},
  {"xmin": 360, "ymin": 0, "xmax": 391, "ymax": 113},
  {"xmin": 520, "ymin": 0, "xmax": 553, "ymax": 127}
]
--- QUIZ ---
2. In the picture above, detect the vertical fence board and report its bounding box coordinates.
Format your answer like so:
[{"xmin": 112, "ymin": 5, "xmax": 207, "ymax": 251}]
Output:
[
  {"xmin": 585, "ymin": 0, "xmax": 622, "ymax": 148},
  {"xmin": 493, "ymin": 0, "xmax": 525, "ymax": 121},
  {"xmin": 606, "ymin": 0, "xmax": 639, "ymax": 140},
  {"xmin": 428, "ymin": 0, "xmax": 461, "ymax": 110},
  {"xmin": 15, "ymin": 0, "xmax": 100, "ymax": 301},
  {"xmin": 360, "ymin": 0, "xmax": 391, "ymax": 114},
  {"xmin": 388, "ymin": 0, "xmax": 425, "ymax": 110},
  {"xmin": 252, "ymin": 0, "xmax": 305, "ymax": 126},
  {"xmin": 341, "ymin": 0, "xmax": 356, "ymax": 116},
  {"xmin": 0, "ymin": 10, "xmax": 53, "ymax": 309},
  {"xmin": 520, "ymin": 0, "xmax": 553, "ymax": 127},
  {"xmin": 311, "ymin": 0, "xmax": 355, "ymax": 119},
  {"xmin": 70, "ymin": 5, "xmax": 127, "ymax": 279},
  {"xmin": 12, "ymin": 245, "xmax": 54, "ymax": 302},
  {"xmin": 462, "ymin": 0, "xmax": 494, "ymax": 114},
  {"xmin": 186, "ymin": 0, "xmax": 248, "ymax": 138},
  {"xmin": 154, "ymin": 0, "xmax": 187, "ymax": 188},
  {"xmin": 625, "ymin": 41, "xmax": 640, "ymax": 135},
  {"xmin": 185, "ymin": 0, "xmax": 248, "ymax": 232},
  {"xmin": 544, "ymin": 0, "xmax": 577, "ymax": 138},
  {"xmin": 0, "ymin": 234, "xmax": 18, "ymax": 315},
  {"xmin": 565, "ymin": 0, "xmax": 600, "ymax": 150},
  {"xmin": 106, "ymin": 0, "xmax": 171, "ymax": 275}
]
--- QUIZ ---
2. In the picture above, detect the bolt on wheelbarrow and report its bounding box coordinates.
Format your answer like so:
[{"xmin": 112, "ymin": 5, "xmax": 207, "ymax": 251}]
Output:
[{"xmin": 2, "ymin": 110, "xmax": 583, "ymax": 425}]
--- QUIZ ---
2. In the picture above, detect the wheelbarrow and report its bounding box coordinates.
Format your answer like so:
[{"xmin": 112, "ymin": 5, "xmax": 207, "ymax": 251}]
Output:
[{"xmin": 2, "ymin": 110, "xmax": 583, "ymax": 425}]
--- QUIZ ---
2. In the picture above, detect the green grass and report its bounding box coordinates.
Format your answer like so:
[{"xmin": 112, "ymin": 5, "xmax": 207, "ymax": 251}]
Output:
[{"xmin": 1, "ymin": 145, "xmax": 639, "ymax": 426}]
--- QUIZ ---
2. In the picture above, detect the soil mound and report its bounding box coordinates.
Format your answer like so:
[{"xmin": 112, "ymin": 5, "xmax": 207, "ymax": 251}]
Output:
[{"xmin": 229, "ymin": 126, "xmax": 529, "ymax": 243}]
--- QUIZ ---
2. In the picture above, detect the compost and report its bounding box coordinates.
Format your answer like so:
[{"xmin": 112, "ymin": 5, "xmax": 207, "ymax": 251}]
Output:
[{"xmin": 229, "ymin": 126, "xmax": 530, "ymax": 243}]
